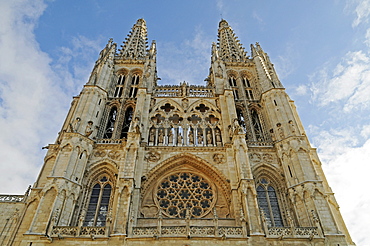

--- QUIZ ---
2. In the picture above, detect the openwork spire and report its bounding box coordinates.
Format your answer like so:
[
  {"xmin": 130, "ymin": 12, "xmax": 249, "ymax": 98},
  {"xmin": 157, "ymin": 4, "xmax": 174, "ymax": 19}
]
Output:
[
  {"xmin": 217, "ymin": 19, "xmax": 247, "ymax": 62},
  {"xmin": 119, "ymin": 18, "xmax": 148, "ymax": 60}
]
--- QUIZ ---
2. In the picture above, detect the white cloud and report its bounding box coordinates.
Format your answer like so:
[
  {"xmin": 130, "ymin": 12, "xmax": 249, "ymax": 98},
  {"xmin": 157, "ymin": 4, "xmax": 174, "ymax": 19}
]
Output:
[
  {"xmin": 311, "ymin": 126, "xmax": 370, "ymax": 245},
  {"xmin": 0, "ymin": 0, "xmax": 100, "ymax": 194},
  {"xmin": 365, "ymin": 28, "xmax": 370, "ymax": 47},
  {"xmin": 295, "ymin": 84, "xmax": 307, "ymax": 95},
  {"xmin": 311, "ymin": 50, "xmax": 370, "ymax": 112},
  {"xmin": 352, "ymin": 0, "xmax": 370, "ymax": 27}
]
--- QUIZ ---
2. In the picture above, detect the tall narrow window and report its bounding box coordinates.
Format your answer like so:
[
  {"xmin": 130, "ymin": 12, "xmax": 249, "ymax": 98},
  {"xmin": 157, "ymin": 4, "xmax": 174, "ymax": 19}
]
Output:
[
  {"xmin": 104, "ymin": 107, "xmax": 117, "ymax": 138},
  {"xmin": 251, "ymin": 109, "xmax": 264, "ymax": 141},
  {"xmin": 84, "ymin": 176, "xmax": 112, "ymax": 227},
  {"xmin": 129, "ymin": 74, "xmax": 140, "ymax": 98},
  {"xmin": 228, "ymin": 76, "xmax": 237, "ymax": 87},
  {"xmin": 256, "ymin": 178, "xmax": 283, "ymax": 227},
  {"xmin": 120, "ymin": 107, "xmax": 134, "ymax": 138},
  {"xmin": 243, "ymin": 77, "xmax": 251, "ymax": 87},
  {"xmin": 114, "ymin": 75, "xmax": 126, "ymax": 97},
  {"xmin": 236, "ymin": 108, "xmax": 247, "ymax": 134}
]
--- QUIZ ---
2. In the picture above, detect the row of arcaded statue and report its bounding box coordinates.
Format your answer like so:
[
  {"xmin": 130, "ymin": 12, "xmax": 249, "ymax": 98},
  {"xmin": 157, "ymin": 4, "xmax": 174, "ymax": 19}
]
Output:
[{"xmin": 148, "ymin": 127, "xmax": 222, "ymax": 146}]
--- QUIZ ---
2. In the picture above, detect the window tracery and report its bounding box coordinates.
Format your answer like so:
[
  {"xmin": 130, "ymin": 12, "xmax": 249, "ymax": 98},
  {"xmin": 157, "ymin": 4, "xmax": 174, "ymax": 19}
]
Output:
[
  {"xmin": 251, "ymin": 108, "xmax": 264, "ymax": 141},
  {"xmin": 148, "ymin": 101, "xmax": 222, "ymax": 147},
  {"xmin": 155, "ymin": 172, "xmax": 215, "ymax": 218},
  {"xmin": 104, "ymin": 107, "xmax": 117, "ymax": 138},
  {"xmin": 120, "ymin": 107, "xmax": 134, "ymax": 138},
  {"xmin": 83, "ymin": 176, "xmax": 112, "ymax": 227},
  {"xmin": 129, "ymin": 74, "xmax": 140, "ymax": 98},
  {"xmin": 256, "ymin": 178, "xmax": 283, "ymax": 227},
  {"xmin": 114, "ymin": 74, "xmax": 126, "ymax": 97}
]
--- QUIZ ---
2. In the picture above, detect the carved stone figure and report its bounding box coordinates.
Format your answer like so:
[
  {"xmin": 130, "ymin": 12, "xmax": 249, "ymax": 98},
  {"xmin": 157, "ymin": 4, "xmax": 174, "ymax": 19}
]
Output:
[
  {"xmin": 167, "ymin": 129, "xmax": 173, "ymax": 145},
  {"xmin": 144, "ymin": 151, "xmax": 161, "ymax": 162},
  {"xmin": 85, "ymin": 121, "xmax": 94, "ymax": 137},
  {"xmin": 197, "ymin": 131, "xmax": 203, "ymax": 145},
  {"xmin": 158, "ymin": 129, "xmax": 164, "ymax": 144},
  {"xmin": 188, "ymin": 130, "xmax": 194, "ymax": 145},
  {"xmin": 213, "ymin": 153, "xmax": 225, "ymax": 164},
  {"xmin": 277, "ymin": 123, "xmax": 284, "ymax": 139},
  {"xmin": 177, "ymin": 131, "xmax": 183, "ymax": 145},
  {"xmin": 206, "ymin": 130, "xmax": 212, "ymax": 145},
  {"xmin": 149, "ymin": 128, "xmax": 155, "ymax": 143},
  {"xmin": 130, "ymin": 117, "xmax": 141, "ymax": 133},
  {"xmin": 288, "ymin": 120, "xmax": 296, "ymax": 136},
  {"xmin": 69, "ymin": 117, "xmax": 81, "ymax": 132},
  {"xmin": 215, "ymin": 129, "xmax": 222, "ymax": 143}
]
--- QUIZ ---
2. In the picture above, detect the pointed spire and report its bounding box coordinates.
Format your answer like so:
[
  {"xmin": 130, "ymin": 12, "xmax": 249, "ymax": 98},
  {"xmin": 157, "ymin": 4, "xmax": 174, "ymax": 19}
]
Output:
[
  {"xmin": 119, "ymin": 18, "xmax": 148, "ymax": 60},
  {"xmin": 217, "ymin": 19, "xmax": 247, "ymax": 62}
]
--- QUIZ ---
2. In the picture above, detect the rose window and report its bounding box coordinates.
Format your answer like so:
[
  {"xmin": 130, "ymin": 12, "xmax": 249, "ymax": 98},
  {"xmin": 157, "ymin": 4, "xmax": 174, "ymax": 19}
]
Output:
[{"xmin": 155, "ymin": 172, "xmax": 215, "ymax": 218}]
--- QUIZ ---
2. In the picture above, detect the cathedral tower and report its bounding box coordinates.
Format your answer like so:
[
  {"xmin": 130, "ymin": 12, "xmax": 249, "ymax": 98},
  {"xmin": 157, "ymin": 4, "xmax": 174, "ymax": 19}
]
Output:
[{"xmin": 0, "ymin": 19, "xmax": 354, "ymax": 246}]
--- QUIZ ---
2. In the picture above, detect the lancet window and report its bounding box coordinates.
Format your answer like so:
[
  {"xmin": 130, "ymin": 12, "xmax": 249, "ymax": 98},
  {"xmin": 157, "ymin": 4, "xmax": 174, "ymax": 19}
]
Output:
[
  {"xmin": 120, "ymin": 106, "xmax": 134, "ymax": 138},
  {"xmin": 256, "ymin": 178, "xmax": 283, "ymax": 227},
  {"xmin": 129, "ymin": 74, "xmax": 140, "ymax": 98},
  {"xmin": 236, "ymin": 108, "xmax": 247, "ymax": 135},
  {"xmin": 228, "ymin": 76, "xmax": 239, "ymax": 100},
  {"xmin": 83, "ymin": 176, "xmax": 112, "ymax": 227},
  {"xmin": 113, "ymin": 74, "xmax": 126, "ymax": 97},
  {"xmin": 148, "ymin": 102, "xmax": 222, "ymax": 147},
  {"xmin": 251, "ymin": 109, "xmax": 264, "ymax": 141},
  {"xmin": 104, "ymin": 107, "xmax": 117, "ymax": 138}
]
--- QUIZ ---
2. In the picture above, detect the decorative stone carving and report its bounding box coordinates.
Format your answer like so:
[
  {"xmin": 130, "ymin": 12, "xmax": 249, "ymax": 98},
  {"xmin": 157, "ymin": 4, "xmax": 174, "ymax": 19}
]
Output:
[
  {"xmin": 85, "ymin": 121, "xmax": 94, "ymax": 137},
  {"xmin": 94, "ymin": 149, "xmax": 106, "ymax": 157},
  {"xmin": 108, "ymin": 150, "xmax": 121, "ymax": 160},
  {"xmin": 144, "ymin": 151, "xmax": 161, "ymax": 162},
  {"xmin": 213, "ymin": 153, "xmax": 225, "ymax": 164}
]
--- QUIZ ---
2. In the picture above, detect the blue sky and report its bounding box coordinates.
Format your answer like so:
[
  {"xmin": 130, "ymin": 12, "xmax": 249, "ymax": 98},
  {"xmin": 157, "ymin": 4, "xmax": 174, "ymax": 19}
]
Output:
[{"xmin": 0, "ymin": 0, "xmax": 369, "ymax": 244}]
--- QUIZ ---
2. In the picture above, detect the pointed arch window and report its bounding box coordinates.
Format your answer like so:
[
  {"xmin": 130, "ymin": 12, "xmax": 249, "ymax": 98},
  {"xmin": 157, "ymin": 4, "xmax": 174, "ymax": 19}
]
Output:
[
  {"xmin": 251, "ymin": 109, "xmax": 264, "ymax": 141},
  {"xmin": 114, "ymin": 75, "xmax": 126, "ymax": 97},
  {"xmin": 84, "ymin": 176, "xmax": 112, "ymax": 226},
  {"xmin": 129, "ymin": 74, "xmax": 140, "ymax": 98},
  {"xmin": 256, "ymin": 178, "xmax": 283, "ymax": 227},
  {"xmin": 120, "ymin": 106, "xmax": 134, "ymax": 138},
  {"xmin": 236, "ymin": 108, "xmax": 247, "ymax": 134},
  {"xmin": 104, "ymin": 107, "xmax": 117, "ymax": 138},
  {"xmin": 228, "ymin": 76, "xmax": 237, "ymax": 87}
]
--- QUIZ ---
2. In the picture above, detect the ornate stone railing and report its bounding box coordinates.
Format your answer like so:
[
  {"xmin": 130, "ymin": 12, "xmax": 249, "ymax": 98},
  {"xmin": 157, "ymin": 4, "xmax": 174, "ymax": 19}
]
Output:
[
  {"xmin": 267, "ymin": 227, "xmax": 318, "ymax": 238},
  {"xmin": 96, "ymin": 139, "xmax": 123, "ymax": 144},
  {"xmin": 0, "ymin": 194, "xmax": 26, "ymax": 203},
  {"xmin": 133, "ymin": 226, "xmax": 243, "ymax": 238},
  {"xmin": 247, "ymin": 141, "xmax": 274, "ymax": 147},
  {"xmin": 188, "ymin": 87, "xmax": 214, "ymax": 97},
  {"xmin": 51, "ymin": 226, "xmax": 106, "ymax": 237},
  {"xmin": 153, "ymin": 85, "xmax": 214, "ymax": 98}
]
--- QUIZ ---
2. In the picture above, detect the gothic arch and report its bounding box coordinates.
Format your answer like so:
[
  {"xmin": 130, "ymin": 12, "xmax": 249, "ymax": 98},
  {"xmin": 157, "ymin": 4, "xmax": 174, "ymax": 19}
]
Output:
[
  {"xmin": 252, "ymin": 163, "xmax": 284, "ymax": 187},
  {"xmin": 151, "ymin": 98, "xmax": 184, "ymax": 114},
  {"xmin": 140, "ymin": 154, "xmax": 232, "ymax": 218},
  {"xmin": 129, "ymin": 68, "xmax": 143, "ymax": 76},
  {"xmin": 116, "ymin": 68, "xmax": 129, "ymax": 75},
  {"xmin": 86, "ymin": 160, "xmax": 119, "ymax": 180}
]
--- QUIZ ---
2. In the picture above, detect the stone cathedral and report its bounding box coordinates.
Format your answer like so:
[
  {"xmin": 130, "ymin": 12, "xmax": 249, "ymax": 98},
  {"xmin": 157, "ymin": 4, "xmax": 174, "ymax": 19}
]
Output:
[{"xmin": 0, "ymin": 19, "xmax": 355, "ymax": 246}]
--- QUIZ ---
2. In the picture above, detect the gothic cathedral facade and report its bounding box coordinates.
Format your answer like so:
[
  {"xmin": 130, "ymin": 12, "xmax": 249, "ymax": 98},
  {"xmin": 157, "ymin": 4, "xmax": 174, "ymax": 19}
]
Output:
[{"xmin": 0, "ymin": 19, "xmax": 355, "ymax": 246}]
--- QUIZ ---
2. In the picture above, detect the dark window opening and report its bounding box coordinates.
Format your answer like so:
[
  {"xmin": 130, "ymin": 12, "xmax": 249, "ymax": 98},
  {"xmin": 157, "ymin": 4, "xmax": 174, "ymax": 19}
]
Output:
[
  {"xmin": 120, "ymin": 107, "xmax": 134, "ymax": 138},
  {"xmin": 104, "ymin": 107, "xmax": 117, "ymax": 138},
  {"xmin": 229, "ymin": 77, "xmax": 237, "ymax": 87},
  {"xmin": 251, "ymin": 109, "xmax": 264, "ymax": 141}
]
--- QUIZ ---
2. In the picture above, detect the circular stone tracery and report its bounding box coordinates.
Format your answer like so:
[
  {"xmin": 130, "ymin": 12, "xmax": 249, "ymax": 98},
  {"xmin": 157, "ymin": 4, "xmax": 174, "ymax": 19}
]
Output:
[{"xmin": 155, "ymin": 172, "xmax": 216, "ymax": 218}]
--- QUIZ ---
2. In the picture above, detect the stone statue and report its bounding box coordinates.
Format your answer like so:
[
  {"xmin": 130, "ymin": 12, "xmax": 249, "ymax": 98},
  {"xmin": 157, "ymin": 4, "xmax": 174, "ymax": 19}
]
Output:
[
  {"xmin": 130, "ymin": 117, "xmax": 141, "ymax": 133},
  {"xmin": 168, "ymin": 129, "xmax": 173, "ymax": 145},
  {"xmin": 215, "ymin": 129, "xmax": 222, "ymax": 143},
  {"xmin": 188, "ymin": 130, "xmax": 194, "ymax": 145},
  {"xmin": 69, "ymin": 117, "xmax": 81, "ymax": 132},
  {"xmin": 206, "ymin": 130, "xmax": 212, "ymax": 144},
  {"xmin": 277, "ymin": 123, "xmax": 285, "ymax": 139},
  {"xmin": 288, "ymin": 120, "xmax": 296, "ymax": 136},
  {"xmin": 85, "ymin": 121, "xmax": 94, "ymax": 137},
  {"xmin": 197, "ymin": 131, "xmax": 203, "ymax": 145},
  {"xmin": 158, "ymin": 129, "xmax": 164, "ymax": 144},
  {"xmin": 149, "ymin": 128, "xmax": 155, "ymax": 143},
  {"xmin": 177, "ymin": 131, "xmax": 183, "ymax": 145}
]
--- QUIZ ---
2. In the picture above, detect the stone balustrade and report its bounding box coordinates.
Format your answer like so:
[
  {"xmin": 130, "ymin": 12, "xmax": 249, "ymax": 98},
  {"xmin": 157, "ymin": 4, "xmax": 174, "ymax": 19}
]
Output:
[
  {"xmin": 267, "ymin": 226, "xmax": 319, "ymax": 238},
  {"xmin": 51, "ymin": 226, "xmax": 106, "ymax": 237},
  {"xmin": 133, "ymin": 226, "xmax": 243, "ymax": 238},
  {"xmin": 154, "ymin": 85, "xmax": 214, "ymax": 98},
  {"xmin": 96, "ymin": 139, "xmax": 123, "ymax": 144},
  {"xmin": 0, "ymin": 194, "xmax": 26, "ymax": 203}
]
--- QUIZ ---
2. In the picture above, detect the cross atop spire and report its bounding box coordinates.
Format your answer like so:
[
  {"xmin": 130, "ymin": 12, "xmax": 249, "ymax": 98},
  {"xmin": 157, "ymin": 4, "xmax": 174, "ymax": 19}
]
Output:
[
  {"xmin": 119, "ymin": 18, "xmax": 148, "ymax": 60},
  {"xmin": 216, "ymin": 19, "xmax": 247, "ymax": 62}
]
